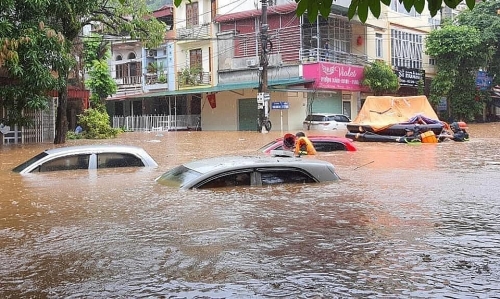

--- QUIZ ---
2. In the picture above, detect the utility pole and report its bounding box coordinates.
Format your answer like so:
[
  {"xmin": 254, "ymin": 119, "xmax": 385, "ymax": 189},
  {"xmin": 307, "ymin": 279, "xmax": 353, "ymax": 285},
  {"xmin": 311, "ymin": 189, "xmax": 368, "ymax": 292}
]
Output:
[{"xmin": 257, "ymin": 0, "xmax": 270, "ymax": 133}]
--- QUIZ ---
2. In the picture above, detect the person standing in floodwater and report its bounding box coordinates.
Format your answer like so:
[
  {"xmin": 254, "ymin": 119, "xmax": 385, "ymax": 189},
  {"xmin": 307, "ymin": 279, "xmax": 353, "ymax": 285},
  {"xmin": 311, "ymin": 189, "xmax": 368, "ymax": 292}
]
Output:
[{"xmin": 295, "ymin": 131, "xmax": 317, "ymax": 156}]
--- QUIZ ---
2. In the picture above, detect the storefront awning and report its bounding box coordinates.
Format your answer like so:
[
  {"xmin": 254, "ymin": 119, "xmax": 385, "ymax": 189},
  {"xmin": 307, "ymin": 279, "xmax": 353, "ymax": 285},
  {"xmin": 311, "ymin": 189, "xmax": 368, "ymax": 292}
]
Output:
[{"xmin": 107, "ymin": 78, "xmax": 314, "ymax": 101}]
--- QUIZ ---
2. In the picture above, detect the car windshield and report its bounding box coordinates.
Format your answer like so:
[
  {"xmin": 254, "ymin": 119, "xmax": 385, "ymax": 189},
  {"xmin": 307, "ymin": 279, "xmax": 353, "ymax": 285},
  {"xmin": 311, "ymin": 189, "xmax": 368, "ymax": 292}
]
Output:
[
  {"xmin": 156, "ymin": 165, "xmax": 202, "ymax": 188},
  {"xmin": 12, "ymin": 152, "xmax": 49, "ymax": 173}
]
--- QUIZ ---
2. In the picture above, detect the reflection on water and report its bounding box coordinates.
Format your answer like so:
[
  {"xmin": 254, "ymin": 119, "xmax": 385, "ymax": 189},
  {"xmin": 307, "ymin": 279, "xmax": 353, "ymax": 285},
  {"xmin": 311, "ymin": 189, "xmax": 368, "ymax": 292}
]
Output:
[{"xmin": 1, "ymin": 123, "xmax": 500, "ymax": 298}]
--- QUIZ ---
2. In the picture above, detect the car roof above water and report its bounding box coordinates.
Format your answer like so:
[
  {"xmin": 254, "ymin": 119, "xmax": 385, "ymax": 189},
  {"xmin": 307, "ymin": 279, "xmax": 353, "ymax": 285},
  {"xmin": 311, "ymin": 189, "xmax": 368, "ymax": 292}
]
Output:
[
  {"xmin": 42, "ymin": 144, "xmax": 148, "ymax": 155},
  {"xmin": 183, "ymin": 155, "xmax": 333, "ymax": 174}
]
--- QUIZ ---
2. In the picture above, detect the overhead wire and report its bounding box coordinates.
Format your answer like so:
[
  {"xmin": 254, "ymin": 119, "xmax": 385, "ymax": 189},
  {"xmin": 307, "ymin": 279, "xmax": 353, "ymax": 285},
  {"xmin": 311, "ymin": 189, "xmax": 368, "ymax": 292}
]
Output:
[{"xmin": 105, "ymin": 3, "xmax": 444, "ymax": 78}]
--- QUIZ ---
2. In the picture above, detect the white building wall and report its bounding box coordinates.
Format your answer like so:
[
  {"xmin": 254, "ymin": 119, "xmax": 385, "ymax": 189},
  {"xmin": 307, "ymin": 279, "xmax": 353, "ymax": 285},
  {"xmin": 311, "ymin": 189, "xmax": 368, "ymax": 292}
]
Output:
[{"xmin": 201, "ymin": 89, "xmax": 307, "ymax": 131}]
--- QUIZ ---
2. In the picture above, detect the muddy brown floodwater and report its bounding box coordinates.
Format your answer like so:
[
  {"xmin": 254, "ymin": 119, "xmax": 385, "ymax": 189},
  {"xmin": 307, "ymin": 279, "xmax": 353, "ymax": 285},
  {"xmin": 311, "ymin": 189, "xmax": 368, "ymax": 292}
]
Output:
[{"xmin": 1, "ymin": 123, "xmax": 500, "ymax": 298}]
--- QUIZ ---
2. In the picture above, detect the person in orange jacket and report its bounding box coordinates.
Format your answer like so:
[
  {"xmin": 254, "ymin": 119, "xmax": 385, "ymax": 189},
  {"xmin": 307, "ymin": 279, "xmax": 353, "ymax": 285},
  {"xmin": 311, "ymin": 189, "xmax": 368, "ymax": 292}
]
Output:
[{"xmin": 294, "ymin": 131, "xmax": 317, "ymax": 156}]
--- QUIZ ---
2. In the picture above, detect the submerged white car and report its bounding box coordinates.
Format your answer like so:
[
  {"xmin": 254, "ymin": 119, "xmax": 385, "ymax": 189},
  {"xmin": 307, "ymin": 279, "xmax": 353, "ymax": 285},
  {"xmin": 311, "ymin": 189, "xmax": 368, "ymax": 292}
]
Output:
[
  {"xmin": 13, "ymin": 145, "xmax": 158, "ymax": 174},
  {"xmin": 156, "ymin": 155, "xmax": 340, "ymax": 189}
]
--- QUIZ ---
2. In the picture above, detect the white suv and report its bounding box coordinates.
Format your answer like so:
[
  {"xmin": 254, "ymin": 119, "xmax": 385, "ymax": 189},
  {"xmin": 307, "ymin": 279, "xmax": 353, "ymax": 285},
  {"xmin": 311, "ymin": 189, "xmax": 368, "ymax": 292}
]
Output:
[{"xmin": 303, "ymin": 113, "xmax": 351, "ymax": 131}]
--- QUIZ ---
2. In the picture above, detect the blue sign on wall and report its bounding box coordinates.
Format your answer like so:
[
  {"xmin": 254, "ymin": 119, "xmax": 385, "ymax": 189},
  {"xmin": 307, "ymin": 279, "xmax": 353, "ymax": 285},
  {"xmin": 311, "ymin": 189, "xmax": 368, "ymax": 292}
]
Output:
[
  {"xmin": 271, "ymin": 102, "xmax": 289, "ymax": 109},
  {"xmin": 476, "ymin": 71, "xmax": 492, "ymax": 91}
]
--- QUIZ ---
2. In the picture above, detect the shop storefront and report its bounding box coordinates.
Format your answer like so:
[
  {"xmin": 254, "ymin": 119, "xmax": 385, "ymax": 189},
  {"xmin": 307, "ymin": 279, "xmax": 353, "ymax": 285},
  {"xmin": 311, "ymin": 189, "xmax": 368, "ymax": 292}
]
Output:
[{"xmin": 302, "ymin": 62, "xmax": 369, "ymax": 119}]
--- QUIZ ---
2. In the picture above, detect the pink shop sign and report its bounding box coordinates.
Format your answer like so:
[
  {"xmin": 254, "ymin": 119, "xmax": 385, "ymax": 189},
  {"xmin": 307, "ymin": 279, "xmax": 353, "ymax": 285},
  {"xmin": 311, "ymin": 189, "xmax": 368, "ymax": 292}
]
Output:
[{"xmin": 303, "ymin": 62, "xmax": 368, "ymax": 91}]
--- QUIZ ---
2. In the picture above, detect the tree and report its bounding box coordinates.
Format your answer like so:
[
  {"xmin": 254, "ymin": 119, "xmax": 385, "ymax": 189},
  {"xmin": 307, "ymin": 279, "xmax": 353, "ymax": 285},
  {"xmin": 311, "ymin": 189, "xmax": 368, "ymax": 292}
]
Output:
[
  {"xmin": 1, "ymin": 0, "xmax": 166, "ymax": 144},
  {"xmin": 0, "ymin": 20, "xmax": 69, "ymax": 127},
  {"xmin": 171, "ymin": 0, "xmax": 481, "ymax": 23},
  {"xmin": 361, "ymin": 60, "xmax": 399, "ymax": 96},
  {"xmin": 425, "ymin": 20, "xmax": 492, "ymax": 121},
  {"xmin": 83, "ymin": 34, "xmax": 117, "ymax": 107},
  {"xmin": 456, "ymin": 0, "xmax": 500, "ymax": 121}
]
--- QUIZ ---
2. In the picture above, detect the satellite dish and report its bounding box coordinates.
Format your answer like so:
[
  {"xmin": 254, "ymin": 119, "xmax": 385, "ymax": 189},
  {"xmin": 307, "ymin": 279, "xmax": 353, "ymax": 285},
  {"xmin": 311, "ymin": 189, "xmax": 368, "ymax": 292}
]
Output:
[{"xmin": 0, "ymin": 123, "xmax": 10, "ymax": 134}]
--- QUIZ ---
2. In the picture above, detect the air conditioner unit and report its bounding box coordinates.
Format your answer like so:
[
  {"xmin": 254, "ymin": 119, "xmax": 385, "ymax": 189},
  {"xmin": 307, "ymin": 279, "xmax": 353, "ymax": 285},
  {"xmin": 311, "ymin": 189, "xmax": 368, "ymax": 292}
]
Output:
[
  {"xmin": 246, "ymin": 59, "xmax": 257, "ymax": 67},
  {"xmin": 147, "ymin": 50, "xmax": 157, "ymax": 57}
]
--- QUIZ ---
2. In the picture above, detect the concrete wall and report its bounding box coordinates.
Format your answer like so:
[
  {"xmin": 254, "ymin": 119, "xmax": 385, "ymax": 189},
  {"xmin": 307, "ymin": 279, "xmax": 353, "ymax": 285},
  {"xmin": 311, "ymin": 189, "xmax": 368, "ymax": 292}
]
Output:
[{"xmin": 201, "ymin": 89, "xmax": 307, "ymax": 131}]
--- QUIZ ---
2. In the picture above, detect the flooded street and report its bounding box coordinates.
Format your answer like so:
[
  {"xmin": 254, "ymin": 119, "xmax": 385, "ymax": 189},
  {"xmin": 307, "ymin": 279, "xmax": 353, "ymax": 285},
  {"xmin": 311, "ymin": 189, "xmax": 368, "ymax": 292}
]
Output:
[{"xmin": 1, "ymin": 123, "xmax": 500, "ymax": 298}]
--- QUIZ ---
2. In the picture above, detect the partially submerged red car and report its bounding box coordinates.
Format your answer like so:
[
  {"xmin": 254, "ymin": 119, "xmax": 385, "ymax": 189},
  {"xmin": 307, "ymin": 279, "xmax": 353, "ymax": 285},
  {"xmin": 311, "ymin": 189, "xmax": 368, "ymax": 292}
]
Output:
[{"xmin": 259, "ymin": 135, "xmax": 357, "ymax": 153}]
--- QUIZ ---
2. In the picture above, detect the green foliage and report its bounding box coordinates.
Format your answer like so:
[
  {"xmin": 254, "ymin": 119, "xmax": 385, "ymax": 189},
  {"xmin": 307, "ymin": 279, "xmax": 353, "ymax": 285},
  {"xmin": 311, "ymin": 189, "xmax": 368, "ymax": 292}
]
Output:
[
  {"xmin": 66, "ymin": 131, "xmax": 84, "ymax": 140},
  {"xmin": 0, "ymin": 11, "xmax": 68, "ymax": 126},
  {"xmin": 426, "ymin": 12, "xmax": 494, "ymax": 121},
  {"xmin": 361, "ymin": 60, "xmax": 399, "ymax": 96},
  {"xmin": 1, "ymin": 0, "xmax": 166, "ymax": 143},
  {"xmin": 172, "ymin": 0, "xmax": 479, "ymax": 24},
  {"xmin": 179, "ymin": 65, "xmax": 202, "ymax": 86},
  {"xmin": 85, "ymin": 59, "xmax": 117, "ymax": 106},
  {"xmin": 83, "ymin": 34, "xmax": 111, "ymax": 69},
  {"xmin": 417, "ymin": 79, "xmax": 424, "ymax": 95},
  {"xmin": 457, "ymin": 0, "xmax": 500, "ymax": 84},
  {"xmin": 77, "ymin": 107, "xmax": 122, "ymax": 139}
]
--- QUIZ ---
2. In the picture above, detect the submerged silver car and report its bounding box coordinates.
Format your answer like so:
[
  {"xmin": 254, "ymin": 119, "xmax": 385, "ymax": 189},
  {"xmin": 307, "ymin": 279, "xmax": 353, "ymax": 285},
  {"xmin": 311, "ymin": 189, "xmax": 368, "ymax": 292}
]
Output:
[
  {"xmin": 156, "ymin": 155, "xmax": 340, "ymax": 189},
  {"xmin": 13, "ymin": 145, "xmax": 158, "ymax": 174}
]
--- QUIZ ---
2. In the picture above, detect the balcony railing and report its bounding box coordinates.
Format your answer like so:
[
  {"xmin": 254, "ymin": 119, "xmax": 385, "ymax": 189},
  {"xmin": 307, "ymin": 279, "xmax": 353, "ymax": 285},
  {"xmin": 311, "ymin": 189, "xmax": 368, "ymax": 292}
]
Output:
[
  {"xmin": 300, "ymin": 48, "xmax": 368, "ymax": 66},
  {"xmin": 176, "ymin": 24, "xmax": 210, "ymax": 40},
  {"xmin": 115, "ymin": 76, "xmax": 142, "ymax": 85},
  {"xmin": 177, "ymin": 71, "xmax": 211, "ymax": 88}
]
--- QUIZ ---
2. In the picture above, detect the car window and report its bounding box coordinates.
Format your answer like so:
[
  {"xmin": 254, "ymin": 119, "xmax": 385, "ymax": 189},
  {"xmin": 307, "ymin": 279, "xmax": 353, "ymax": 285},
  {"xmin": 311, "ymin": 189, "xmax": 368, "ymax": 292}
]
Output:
[
  {"xmin": 38, "ymin": 154, "xmax": 90, "ymax": 172},
  {"xmin": 259, "ymin": 169, "xmax": 316, "ymax": 185},
  {"xmin": 334, "ymin": 115, "xmax": 350, "ymax": 122},
  {"xmin": 156, "ymin": 165, "xmax": 201, "ymax": 187},
  {"xmin": 311, "ymin": 115, "xmax": 328, "ymax": 121},
  {"xmin": 198, "ymin": 172, "xmax": 252, "ymax": 189},
  {"xmin": 12, "ymin": 152, "xmax": 49, "ymax": 173},
  {"xmin": 312, "ymin": 141, "xmax": 347, "ymax": 151},
  {"xmin": 97, "ymin": 153, "xmax": 145, "ymax": 168},
  {"xmin": 306, "ymin": 115, "xmax": 327, "ymax": 122}
]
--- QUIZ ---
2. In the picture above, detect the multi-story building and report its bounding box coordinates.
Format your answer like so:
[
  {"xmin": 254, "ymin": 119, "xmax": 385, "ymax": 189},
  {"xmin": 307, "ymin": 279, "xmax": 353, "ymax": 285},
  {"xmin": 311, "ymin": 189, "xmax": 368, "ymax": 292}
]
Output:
[{"xmin": 104, "ymin": 0, "xmax": 440, "ymax": 132}]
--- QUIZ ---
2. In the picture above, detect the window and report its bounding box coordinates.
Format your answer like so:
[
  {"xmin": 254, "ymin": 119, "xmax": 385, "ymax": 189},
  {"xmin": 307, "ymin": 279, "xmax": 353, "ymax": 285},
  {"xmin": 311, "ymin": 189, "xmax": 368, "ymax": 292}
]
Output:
[
  {"xmin": 428, "ymin": 17, "xmax": 440, "ymax": 30},
  {"xmin": 260, "ymin": 169, "xmax": 316, "ymax": 185},
  {"xmin": 156, "ymin": 165, "xmax": 201, "ymax": 188},
  {"xmin": 391, "ymin": 28, "xmax": 423, "ymax": 69},
  {"xmin": 333, "ymin": 115, "xmax": 350, "ymax": 122},
  {"xmin": 97, "ymin": 153, "xmax": 145, "ymax": 168},
  {"xmin": 312, "ymin": 141, "xmax": 347, "ymax": 152},
  {"xmin": 189, "ymin": 48, "xmax": 202, "ymax": 69},
  {"xmin": 116, "ymin": 64, "xmax": 125, "ymax": 79},
  {"xmin": 199, "ymin": 172, "xmax": 251, "ymax": 188},
  {"xmin": 390, "ymin": 0, "xmax": 419, "ymax": 16},
  {"xmin": 375, "ymin": 33, "xmax": 383, "ymax": 58},
  {"xmin": 39, "ymin": 155, "xmax": 90, "ymax": 172},
  {"xmin": 186, "ymin": 2, "xmax": 199, "ymax": 28}
]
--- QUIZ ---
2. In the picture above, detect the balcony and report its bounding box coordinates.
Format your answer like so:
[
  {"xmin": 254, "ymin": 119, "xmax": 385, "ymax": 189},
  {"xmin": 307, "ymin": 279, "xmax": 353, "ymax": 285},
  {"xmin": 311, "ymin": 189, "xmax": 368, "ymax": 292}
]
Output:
[
  {"xmin": 113, "ymin": 76, "xmax": 142, "ymax": 97},
  {"xmin": 144, "ymin": 74, "xmax": 169, "ymax": 91},
  {"xmin": 115, "ymin": 76, "xmax": 142, "ymax": 85},
  {"xmin": 177, "ymin": 71, "xmax": 211, "ymax": 89},
  {"xmin": 176, "ymin": 24, "xmax": 210, "ymax": 40},
  {"xmin": 300, "ymin": 48, "xmax": 368, "ymax": 66}
]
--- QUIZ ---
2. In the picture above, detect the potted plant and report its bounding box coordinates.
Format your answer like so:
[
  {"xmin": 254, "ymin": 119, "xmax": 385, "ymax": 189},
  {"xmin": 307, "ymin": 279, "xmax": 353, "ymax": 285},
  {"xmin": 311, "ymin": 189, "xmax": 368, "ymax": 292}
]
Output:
[
  {"xmin": 179, "ymin": 65, "xmax": 202, "ymax": 86},
  {"xmin": 147, "ymin": 62, "xmax": 158, "ymax": 74},
  {"xmin": 158, "ymin": 73, "xmax": 167, "ymax": 83}
]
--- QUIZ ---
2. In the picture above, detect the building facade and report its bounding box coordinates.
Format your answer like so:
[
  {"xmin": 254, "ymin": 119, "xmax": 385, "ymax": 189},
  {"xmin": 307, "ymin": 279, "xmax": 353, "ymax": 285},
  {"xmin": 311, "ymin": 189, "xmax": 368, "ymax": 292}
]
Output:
[{"xmin": 104, "ymin": 0, "xmax": 440, "ymax": 132}]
